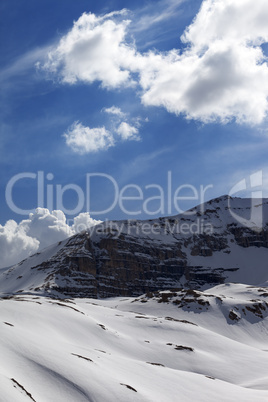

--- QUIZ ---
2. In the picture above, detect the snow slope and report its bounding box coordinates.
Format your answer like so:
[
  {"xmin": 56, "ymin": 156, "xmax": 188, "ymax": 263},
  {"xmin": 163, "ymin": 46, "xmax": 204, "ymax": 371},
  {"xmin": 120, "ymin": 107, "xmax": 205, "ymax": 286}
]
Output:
[
  {"xmin": 0, "ymin": 238, "xmax": 69, "ymax": 297},
  {"xmin": 1, "ymin": 283, "xmax": 268, "ymax": 402}
]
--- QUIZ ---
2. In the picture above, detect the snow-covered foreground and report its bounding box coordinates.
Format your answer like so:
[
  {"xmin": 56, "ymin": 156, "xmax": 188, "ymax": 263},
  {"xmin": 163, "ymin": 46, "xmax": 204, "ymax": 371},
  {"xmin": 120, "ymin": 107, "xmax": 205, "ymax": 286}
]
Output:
[{"xmin": 1, "ymin": 283, "xmax": 268, "ymax": 402}]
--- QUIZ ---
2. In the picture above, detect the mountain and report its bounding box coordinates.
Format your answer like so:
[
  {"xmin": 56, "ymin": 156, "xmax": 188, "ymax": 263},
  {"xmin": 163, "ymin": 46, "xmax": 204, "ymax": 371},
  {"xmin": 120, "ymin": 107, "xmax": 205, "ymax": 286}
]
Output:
[
  {"xmin": 1, "ymin": 195, "xmax": 268, "ymax": 401},
  {"xmin": 0, "ymin": 195, "xmax": 268, "ymax": 298}
]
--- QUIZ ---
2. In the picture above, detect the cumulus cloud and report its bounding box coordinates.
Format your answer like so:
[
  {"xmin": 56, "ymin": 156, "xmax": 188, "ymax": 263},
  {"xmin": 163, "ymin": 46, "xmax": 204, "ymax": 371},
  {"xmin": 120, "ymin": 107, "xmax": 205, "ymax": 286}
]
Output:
[
  {"xmin": 64, "ymin": 106, "xmax": 143, "ymax": 153},
  {"xmin": 103, "ymin": 106, "xmax": 126, "ymax": 117},
  {"xmin": 0, "ymin": 208, "xmax": 101, "ymax": 269},
  {"xmin": 43, "ymin": 10, "xmax": 136, "ymax": 89},
  {"xmin": 182, "ymin": 0, "xmax": 268, "ymax": 48},
  {"xmin": 141, "ymin": 0, "xmax": 268, "ymax": 124},
  {"xmin": 20, "ymin": 208, "xmax": 73, "ymax": 251},
  {"xmin": 71, "ymin": 212, "xmax": 101, "ymax": 234},
  {"xmin": 42, "ymin": 0, "xmax": 268, "ymax": 126},
  {"xmin": 63, "ymin": 121, "xmax": 114, "ymax": 153},
  {"xmin": 116, "ymin": 122, "xmax": 140, "ymax": 141},
  {"xmin": 140, "ymin": 44, "xmax": 268, "ymax": 124},
  {"xmin": 0, "ymin": 221, "xmax": 39, "ymax": 269}
]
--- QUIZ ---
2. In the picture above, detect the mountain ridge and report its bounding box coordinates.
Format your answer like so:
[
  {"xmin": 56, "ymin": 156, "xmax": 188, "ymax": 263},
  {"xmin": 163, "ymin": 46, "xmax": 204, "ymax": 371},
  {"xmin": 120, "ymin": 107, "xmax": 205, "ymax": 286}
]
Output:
[{"xmin": 1, "ymin": 195, "xmax": 268, "ymax": 298}]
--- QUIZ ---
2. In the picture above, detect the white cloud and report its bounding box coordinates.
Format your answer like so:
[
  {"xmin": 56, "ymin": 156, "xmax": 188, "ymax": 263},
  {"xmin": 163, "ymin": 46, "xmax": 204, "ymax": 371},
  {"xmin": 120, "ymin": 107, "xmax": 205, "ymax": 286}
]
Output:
[
  {"xmin": 116, "ymin": 122, "xmax": 140, "ymax": 141},
  {"xmin": 42, "ymin": 1, "xmax": 268, "ymax": 125},
  {"xmin": 63, "ymin": 121, "xmax": 114, "ymax": 154},
  {"xmin": 182, "ymin": 0, "xmax": 268, "ymax": 48},
  {"xmin": 64, "ymin": 109, "xmax": 143, "ymax": 153},
  {"xmin": 0, "ymin": 209, "xmax": 101, "ymax": 269},
  {"xmin": 71, "ymin": 212, "xmax": 101, "ymax": 233},
  {"xmin": 140, "ymin": 0, "xmax": 268, "ymax": 124},
  {"xmin": 0, "ymin": 220, "xmax": 39, "ymax": 268},
  {"xmin": 103, "ymin": 106, "xmax": 126, "ymax": 117},
  {"xmin": 43, "ymin": 10, "xmax": 136, "ymax": 89},
  {"xmin": 20, "ymin": 208, "xmax": 73, "ymax": 251},
  {"xmin": 140, "ymin": 43, "xmax": 268, "ymax": 124}
]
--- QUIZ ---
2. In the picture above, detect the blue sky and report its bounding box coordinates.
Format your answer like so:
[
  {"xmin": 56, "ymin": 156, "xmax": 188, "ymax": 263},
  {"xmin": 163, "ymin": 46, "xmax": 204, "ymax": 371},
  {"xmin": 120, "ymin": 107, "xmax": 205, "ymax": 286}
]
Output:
[{"xmin": 1, "ymin": 0, "xmax": 268, "ymax": 230}]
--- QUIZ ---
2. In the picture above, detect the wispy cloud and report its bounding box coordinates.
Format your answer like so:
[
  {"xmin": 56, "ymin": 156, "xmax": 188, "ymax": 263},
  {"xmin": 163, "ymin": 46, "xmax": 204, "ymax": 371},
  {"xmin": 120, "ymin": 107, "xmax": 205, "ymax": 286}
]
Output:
[
  {"xmin": 118, "ymin": 147, "xmax": 173, "ymax": 184},
  {"xmin": 0, "ymin": 46, "xmax": 50, "ymax": 85},
  {"xmin": 131, "ymin": 0, "xmax": 186, "ymax": 33}
]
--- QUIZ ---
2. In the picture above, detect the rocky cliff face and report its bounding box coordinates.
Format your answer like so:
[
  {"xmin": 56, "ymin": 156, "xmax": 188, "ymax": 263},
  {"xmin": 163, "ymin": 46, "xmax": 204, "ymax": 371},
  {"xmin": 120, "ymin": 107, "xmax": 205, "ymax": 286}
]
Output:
[{"xmin": 1, "ymin": 195, "xmax": 268, "ymax": 298}]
